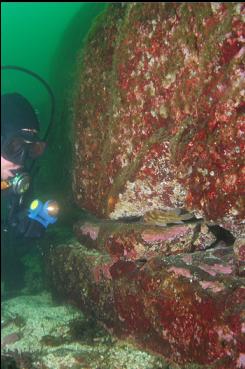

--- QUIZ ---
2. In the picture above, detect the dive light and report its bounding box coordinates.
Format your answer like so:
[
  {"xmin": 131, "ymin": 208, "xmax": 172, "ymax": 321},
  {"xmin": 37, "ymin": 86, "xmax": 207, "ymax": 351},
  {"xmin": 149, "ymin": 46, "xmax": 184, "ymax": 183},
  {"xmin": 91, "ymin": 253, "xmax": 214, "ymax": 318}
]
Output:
[
  {"xmin": 28, "ymin": 199, "xmax": 59, "ymax": 228},
  {"xmin": 1, "ymin": 172, "xmax": 31, "ymax": 195}
]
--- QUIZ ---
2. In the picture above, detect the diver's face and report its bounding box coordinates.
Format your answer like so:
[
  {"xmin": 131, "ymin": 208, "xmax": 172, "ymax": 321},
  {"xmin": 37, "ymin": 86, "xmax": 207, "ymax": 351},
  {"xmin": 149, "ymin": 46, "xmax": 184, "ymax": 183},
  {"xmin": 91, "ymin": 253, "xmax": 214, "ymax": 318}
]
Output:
[
  {"xmin": 1, "ymin": 155, "xmax": 21, "ymax": 180},
  {"xmin": 2, "ymin": 136, "xmax": 46, "ymax": 167}
]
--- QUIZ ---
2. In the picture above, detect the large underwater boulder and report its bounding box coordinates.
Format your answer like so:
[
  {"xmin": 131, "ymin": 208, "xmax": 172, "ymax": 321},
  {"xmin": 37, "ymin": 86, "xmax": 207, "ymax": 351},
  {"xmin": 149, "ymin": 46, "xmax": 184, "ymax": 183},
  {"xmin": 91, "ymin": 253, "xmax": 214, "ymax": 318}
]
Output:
[
  {"xmin": 73, "ymin": 2, "xmax": 244, "ymax": 238},
  {"xmin": 45, "ymin": 3, "xmax": 245, "ymax": 369},
  {"xmin": 45, "ymin": 226, "xmax": 245, "ymax": 369}
]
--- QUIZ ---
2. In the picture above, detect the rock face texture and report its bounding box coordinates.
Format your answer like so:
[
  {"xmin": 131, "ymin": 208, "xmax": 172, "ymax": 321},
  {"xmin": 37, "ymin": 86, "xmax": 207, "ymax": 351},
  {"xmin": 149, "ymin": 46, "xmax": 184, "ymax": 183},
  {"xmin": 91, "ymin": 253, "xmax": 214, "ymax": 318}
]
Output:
[
  {"xmin": 73, "ymin": 2, "xmax": 244, "ymax": 238},
  {"xmin": 46, "ymin": 3, "xmax": 245, "ymax": 369},
  {"xmin": 46, "ymin": 223, "xmax": 245, "ymax": 369},
  {"xmin": 73, "ymin": 218, "xmax": 216, "ymax": 258}
]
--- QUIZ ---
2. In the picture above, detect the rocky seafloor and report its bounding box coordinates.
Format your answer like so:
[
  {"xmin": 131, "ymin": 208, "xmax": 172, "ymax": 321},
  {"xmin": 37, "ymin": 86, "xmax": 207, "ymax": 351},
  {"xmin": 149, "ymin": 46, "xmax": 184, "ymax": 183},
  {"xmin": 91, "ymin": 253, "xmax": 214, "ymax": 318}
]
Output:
[{"xmin": 1, "ymin": 292, "xmax": 171, "ymax": 369}]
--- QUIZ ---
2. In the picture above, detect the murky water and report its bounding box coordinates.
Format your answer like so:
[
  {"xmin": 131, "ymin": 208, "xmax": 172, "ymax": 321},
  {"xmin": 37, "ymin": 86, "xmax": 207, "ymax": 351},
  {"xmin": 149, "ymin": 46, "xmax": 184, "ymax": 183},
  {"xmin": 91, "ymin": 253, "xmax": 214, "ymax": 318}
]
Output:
[{"xmin": 1, "ymin": 2, "xmax": 107, "ymax": 135}]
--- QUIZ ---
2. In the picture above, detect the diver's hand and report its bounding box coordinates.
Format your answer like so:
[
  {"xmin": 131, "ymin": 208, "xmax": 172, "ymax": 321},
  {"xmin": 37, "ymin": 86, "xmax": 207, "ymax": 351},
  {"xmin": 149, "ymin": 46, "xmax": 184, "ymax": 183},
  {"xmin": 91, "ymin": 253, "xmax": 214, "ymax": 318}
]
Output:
[
  {"xmin": 17, "ymin": 213, "xmax": 46, "ymax": 238},
  {"xmin": 1, "ymin": 156, "xmax": 20, "ymax": 180}
]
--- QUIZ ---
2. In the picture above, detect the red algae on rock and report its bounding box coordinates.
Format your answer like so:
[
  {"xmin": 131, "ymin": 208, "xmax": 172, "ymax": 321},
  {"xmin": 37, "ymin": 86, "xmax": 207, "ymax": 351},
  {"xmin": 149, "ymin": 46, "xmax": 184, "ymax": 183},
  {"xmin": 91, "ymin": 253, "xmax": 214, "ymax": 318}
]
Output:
[
  {"xmin": 74, "ymin": 219, "xmax": 216, "ymax": 260},
  {"xmin": 45, "ymin": 237, "xmax": 245, "ymax": 369},
  {"xmin": 234, "ymin": 238, "xmax": 245, "ymax": 276},
  {"xmin": 73, "ymin": 3, "xmax": 244, "ymax": 241}
]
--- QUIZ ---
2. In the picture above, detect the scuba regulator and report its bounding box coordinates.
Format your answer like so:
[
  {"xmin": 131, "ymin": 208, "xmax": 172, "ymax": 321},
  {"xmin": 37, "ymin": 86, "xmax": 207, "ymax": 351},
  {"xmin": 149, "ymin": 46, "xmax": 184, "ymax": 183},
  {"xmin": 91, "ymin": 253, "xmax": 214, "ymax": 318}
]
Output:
[
  {"xmin": 1, "ymin": 133, "xmax": 47, "ymax": 195},
  {"xmin": 1, "ymin": 171, "xmax": 31, "ymax": 195}
]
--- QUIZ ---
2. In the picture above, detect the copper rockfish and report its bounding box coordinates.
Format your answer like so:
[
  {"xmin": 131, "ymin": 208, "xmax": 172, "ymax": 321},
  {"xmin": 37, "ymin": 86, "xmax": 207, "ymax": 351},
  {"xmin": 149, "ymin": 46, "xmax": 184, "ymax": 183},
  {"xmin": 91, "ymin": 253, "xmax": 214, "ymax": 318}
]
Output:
[{"xmin": 143, "ymin": 208, "xmax": 194, "ymax": 226}]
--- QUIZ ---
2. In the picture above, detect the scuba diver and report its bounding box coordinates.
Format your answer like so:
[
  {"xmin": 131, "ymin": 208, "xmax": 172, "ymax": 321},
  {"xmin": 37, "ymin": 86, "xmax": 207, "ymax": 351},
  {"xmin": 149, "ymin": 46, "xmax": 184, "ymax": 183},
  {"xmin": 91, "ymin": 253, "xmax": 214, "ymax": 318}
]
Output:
[
  {"xmin": 1, "ymin": 67, "xmax": 60, "ymax": 239},
  {"xmin": 1, "ymin": 92, "xmax": 59, "ymax": 238},
  {"xmin": 1, "ymin": 67, "xmax": 60, "ymax": 298}
]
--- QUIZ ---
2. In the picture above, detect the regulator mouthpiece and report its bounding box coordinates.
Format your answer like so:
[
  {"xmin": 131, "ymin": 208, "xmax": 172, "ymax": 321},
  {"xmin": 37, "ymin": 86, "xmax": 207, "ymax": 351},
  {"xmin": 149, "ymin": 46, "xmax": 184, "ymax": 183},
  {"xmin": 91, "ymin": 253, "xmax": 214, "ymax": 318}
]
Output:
[{"xmin": 1, "ymin": 172, "xmax": 31, "ymax": 195}]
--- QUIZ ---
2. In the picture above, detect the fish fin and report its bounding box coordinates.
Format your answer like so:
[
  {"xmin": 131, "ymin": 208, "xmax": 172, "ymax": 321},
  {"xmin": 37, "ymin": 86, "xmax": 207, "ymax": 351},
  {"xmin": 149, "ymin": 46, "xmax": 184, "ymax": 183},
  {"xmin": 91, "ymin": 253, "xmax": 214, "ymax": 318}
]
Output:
[
  {"xmin": 181, "ymin": 212, "xmax": 195, "ymax": 221},
  {"xmin": 155, "ymin": 222, "xmax": 167, "ymax": 227},
  {"xmin": 171, "ymin": 208, "xmax": 182, "ymax": 216},
  {"xmin": 169, "ymin": 220, "xmax": 184, "ymax": 224}
]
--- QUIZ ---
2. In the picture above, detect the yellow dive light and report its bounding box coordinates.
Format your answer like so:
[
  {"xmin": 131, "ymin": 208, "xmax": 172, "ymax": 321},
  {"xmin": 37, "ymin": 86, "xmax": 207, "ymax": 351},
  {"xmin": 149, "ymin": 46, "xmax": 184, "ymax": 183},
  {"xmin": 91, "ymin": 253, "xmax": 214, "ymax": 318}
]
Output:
[{"xmin": 28, "ymin": 199, "xmax": 59, "ymax": 228}]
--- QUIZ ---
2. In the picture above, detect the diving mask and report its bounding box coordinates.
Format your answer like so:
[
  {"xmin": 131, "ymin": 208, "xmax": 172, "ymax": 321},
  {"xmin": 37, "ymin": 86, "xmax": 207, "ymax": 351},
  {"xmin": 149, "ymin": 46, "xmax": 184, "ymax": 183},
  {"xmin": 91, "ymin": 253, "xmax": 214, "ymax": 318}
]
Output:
[{"xmin": 1, "ymin": 135, "xmax": 46, "ymax": 166}]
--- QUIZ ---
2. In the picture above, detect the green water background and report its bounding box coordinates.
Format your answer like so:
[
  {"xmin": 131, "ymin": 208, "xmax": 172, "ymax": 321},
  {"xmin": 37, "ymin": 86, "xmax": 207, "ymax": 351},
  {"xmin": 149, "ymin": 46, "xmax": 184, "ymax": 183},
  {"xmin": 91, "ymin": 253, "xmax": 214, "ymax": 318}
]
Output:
[
  {"xmin": 1, "ymin": 2, "xmax": 107, "ymax": 136},
  {"xmin": 1, "ymin": 2, "xmax": 108, "ymax": 222}
]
